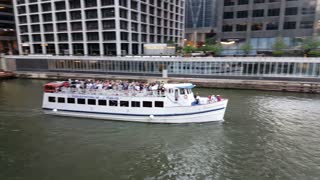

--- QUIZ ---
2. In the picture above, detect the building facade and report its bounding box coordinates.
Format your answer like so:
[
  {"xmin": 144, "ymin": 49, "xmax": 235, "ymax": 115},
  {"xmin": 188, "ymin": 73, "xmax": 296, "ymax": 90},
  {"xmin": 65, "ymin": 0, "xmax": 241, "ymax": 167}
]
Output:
[
  {"xmin": 13, "ymin": 0, "xmax": 185, "ymax": 56},
  {"xmin": 185, "ymin": 0, "xmax": 320, "ymax": 54},
  {"xmin": 0, "ymin": 0, "xmax": 16, "ymax": 55},
  {"xmin": 184, "ymin": 0, "xmax": 218, "ymax": 45},
  {"xmin": 218, "ymin": 0, "xmax": 320, "ymax": 55}
]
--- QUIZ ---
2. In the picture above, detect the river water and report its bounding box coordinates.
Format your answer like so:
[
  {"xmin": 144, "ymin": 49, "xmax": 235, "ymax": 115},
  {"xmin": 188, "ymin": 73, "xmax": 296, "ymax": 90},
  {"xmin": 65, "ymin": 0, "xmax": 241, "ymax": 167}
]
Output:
[{"xmin": 0, "ymin": 79, "xmax": 320, "ymax": 180}]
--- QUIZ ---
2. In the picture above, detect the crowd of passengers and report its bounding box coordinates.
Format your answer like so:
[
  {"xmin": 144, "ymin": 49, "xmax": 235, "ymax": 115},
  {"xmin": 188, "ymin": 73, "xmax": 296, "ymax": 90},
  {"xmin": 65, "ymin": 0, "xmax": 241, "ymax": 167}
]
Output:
[
  {"xmin": 56, "ymin": 79, "xmax": 223, "ymax": 103},
  {"xmin": 61, "ymin": 79, "xmax": 165, "ymax": 92}
]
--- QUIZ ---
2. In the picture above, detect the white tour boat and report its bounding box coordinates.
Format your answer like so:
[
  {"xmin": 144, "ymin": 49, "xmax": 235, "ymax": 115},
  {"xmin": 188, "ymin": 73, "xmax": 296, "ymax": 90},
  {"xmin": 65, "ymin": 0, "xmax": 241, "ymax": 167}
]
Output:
[{"xmin": 42, "ymin": 80, "xmax": 228, "ymax": 123}]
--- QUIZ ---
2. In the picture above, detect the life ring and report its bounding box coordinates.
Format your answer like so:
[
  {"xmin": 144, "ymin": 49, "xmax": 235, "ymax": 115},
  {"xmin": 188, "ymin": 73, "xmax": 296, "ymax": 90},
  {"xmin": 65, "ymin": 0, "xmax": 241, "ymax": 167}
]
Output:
[{"xmin": 184, "ymin": 95, "xmax": 188, "ymax": 99}]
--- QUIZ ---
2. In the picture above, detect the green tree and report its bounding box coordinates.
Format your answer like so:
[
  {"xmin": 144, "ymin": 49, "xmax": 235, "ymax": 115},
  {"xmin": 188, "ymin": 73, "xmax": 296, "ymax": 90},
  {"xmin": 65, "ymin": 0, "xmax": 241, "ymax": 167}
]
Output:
[
  {"xmin": 205, "ymin": 37, "xmax": 216, "ymax": 45},
  {"xmin": 240, "ymin": 43, "xmax": 252, "ymax": 55},
  {"xmin": 300, "ymin": 37, "xmax": 320, "ymax": 56},
  {"xmin": 183, "ymin": 46, "xmax": 195, "ymax": 54},
  {"xmin": 272, "ymin": 37, "xmax": 287, "ymax": 56},
  {"xmin": 200, "ymin": 44, "xmax": 223, "ymax": 56}
]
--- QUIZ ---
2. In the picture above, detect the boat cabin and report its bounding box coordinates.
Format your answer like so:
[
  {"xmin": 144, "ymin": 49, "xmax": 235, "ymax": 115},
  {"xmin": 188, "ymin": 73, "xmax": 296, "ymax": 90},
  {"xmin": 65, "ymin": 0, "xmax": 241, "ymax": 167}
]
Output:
[{"xmin": 44, "ymin": 81, "xmax": 69, "ymax": 93}]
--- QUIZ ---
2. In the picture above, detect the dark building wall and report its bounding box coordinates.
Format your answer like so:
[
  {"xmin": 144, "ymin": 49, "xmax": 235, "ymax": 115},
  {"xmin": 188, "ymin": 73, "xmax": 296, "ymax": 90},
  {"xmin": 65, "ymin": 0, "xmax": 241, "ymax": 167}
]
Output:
[{"xmin": 0, "ymin": 0, "xmax": 17, "ymax": 54}]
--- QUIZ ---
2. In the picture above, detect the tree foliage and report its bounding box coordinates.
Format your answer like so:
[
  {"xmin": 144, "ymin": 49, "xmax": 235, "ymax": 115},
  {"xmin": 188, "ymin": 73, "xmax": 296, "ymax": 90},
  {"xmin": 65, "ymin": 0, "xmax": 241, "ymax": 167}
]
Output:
[
  {"xmin": 300, "ymin": 37, "xmax": 320, "ymax": 55},
  {"xmin": 272, "ymin": 37, "xmax": 287, "ymax": 56},
  {"xmin": 183, "ymin": 46, "xmax": 195, "ymax": 53},
  {"xmin": 205, "ymin": 37, "xmax": 216, "ymax": 45},
  {"xmin": 240, "ymin": 43, "xmax": 252, "ymax": 55},
  {"xmin": 201, "ymin": 44, "xmax": 223, "ymax": 55}
]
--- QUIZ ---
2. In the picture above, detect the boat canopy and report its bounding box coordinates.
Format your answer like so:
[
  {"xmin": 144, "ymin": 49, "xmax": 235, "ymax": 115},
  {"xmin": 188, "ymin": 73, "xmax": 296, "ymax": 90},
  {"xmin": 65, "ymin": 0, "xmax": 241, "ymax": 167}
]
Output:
[
  {"xmin": 163, "ymin": 83, "xmax": 196, "ymax": 89},
  {"xmin": 43, "ymin": 81, "xmax": 68, "ymax": 92}
]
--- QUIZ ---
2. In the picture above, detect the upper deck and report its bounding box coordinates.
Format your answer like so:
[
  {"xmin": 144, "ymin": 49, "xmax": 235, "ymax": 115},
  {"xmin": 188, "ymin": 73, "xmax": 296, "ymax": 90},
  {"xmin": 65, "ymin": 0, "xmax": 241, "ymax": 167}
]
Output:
[{"xmin": 43, "ymin": 80, "xmax": 195, "ymax": 98}]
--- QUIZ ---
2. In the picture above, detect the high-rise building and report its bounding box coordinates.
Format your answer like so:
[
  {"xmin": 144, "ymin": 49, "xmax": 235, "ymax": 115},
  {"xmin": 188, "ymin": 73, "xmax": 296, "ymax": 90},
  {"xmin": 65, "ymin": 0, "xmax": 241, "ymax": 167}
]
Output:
[
  {"xmin": 0, "ymin": 0, "xmax": 16, "ymax": 55},
  {"xmin": 218, "ymin": 0, "xmax": 320, "ymax": 55},
  {"xmin": 13, "ymin": 0, "xmax": 185, "ymax": 56},
  {"xmin": 185, "ymin": 0, "xmax": 217, "ymax": 45},
  {"xmin": 185, "ymin": 0, "xmax": 320, "ymax": 54}
]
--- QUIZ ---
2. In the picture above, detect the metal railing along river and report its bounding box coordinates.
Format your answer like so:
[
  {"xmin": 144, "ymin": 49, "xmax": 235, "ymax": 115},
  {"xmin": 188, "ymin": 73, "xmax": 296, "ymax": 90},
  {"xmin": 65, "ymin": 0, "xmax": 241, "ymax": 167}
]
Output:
[{"xmin": 4, "ymin": 55, "xmax": 320, "ymax": 80}]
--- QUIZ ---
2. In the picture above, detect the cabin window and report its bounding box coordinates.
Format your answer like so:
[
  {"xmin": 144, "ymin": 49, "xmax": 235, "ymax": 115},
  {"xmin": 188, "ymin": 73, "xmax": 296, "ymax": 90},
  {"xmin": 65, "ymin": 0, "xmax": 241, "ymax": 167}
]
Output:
[
  {"xmin": 98, "ymin": 100, "xmax": 107, "ymax": 106},
  {"xmin": 67, "ymin": 98, "xmax": 75, "ymax": 104},
  {"xmin": 169, "ymin": 88, "xmax": 173, "ymax": 93},
  {"xmin": 131, "ymin": 101, "xmax": 140, "ymax": 107},
  {"xmin": 143, "ymin": 101, "xmax": 152, "ymax": 108},
  {"xmin": 120, "ymin": 101, "xmax": 129, "ymax": 107},
  {"xmin": 180, "ymin": 88, "xmax": 186, "ymax": 95},
  {"xmin": 155, "ymin": 101, "xmax": 164, "ymax": 107},
  {"xmin": 109, "ymin": 100, "xmax": 118, "ymax": 106},
  {"xmin": 48, "ymin": 96, "xmax": 56, "ymax": 102},
  {"xmin": 77, "ymin": 98, "xmax": 85, "ymax": 104},
  {"xmin": 175, "ymin": 89, "xmax": 179, "ymax": 101},
  {"xmin": 58, "ymin": 97, "xmax": 65, "ymax": 103},
  {"xmin": 88, "ymin": 99, "xmax": 96, "ymax": 105}
]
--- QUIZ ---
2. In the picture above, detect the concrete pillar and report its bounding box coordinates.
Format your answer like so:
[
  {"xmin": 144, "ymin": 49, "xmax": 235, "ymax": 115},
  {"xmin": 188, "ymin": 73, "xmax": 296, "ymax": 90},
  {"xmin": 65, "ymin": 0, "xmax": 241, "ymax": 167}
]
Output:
[
  {"xmin": 0, "ymin": 54, "xmax": 7, "ymax": 71},
  {"xmin": 114, "ymin": 0, "xmax": 122, "ymax": 56}
]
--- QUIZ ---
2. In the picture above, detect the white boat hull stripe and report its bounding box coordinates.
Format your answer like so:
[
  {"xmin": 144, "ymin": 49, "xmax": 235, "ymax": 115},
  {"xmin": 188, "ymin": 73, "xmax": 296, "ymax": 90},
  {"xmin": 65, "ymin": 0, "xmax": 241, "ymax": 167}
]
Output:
[{"xmin": 43, "ymin": 107, "xmax": 225, "ymax": 117}]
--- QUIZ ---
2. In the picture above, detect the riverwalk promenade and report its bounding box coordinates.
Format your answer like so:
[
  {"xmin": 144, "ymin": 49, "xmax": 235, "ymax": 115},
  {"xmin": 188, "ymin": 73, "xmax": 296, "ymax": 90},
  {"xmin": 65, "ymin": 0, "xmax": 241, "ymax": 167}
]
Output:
[
  {"xmin": 13, "ymin": 71, "xmax": 320, "ymax": 93},
  {"xmin": 2, "ymin": 55, "xmax": 320, "ymax": 93}
]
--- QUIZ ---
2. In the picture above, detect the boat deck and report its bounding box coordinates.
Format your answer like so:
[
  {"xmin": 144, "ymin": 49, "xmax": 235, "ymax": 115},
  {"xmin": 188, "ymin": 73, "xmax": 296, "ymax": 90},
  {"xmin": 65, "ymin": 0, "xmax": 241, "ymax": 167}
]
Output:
[{"xmin": 57, "ymin": 87, "xmax": 166, "ymax": 97}]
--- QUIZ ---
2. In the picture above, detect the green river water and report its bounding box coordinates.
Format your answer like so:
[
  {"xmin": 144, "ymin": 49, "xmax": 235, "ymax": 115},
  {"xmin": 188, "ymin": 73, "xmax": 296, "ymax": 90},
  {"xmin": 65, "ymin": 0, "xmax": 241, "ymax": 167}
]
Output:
[{"xmin": 0, "ymin": 79, "xmax": 320, "ymax": 180}]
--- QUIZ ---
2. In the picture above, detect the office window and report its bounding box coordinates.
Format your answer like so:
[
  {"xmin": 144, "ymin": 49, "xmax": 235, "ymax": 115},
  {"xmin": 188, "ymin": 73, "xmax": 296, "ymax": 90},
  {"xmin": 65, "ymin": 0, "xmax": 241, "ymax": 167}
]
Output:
[
  {"xmin": 253, "ymin": 9, "xmax": 264, "ymax": 17},
  {"xmin": 236, "ymin": 24, "xmax": 247, "ymax": 31},
  {"xmin": 302, "ymin": 7, "xmax": 315, "ymax": 15},
  {"xmin": 72, "ymin": 33, "xmax": 83, "ymax": 41},
  {"xmin": 300, "ymin": 21, "xmax": 313, "ymax": 29},
  {"xmin": 268, "ymin": 8, "xmax": 280, "ymax": 16},
  {"xmin": 238, "ymin": 0, "xmax": 249, "ymax": 5},
  {"xmin": 283, "ymin": 22, "xmax": 296, "ymax": 29},
  {"xmin": 103, "ymin": 32, "xmax": 116, "ymax": 40},
  {"xmin": 269, "ymin": 0, "xmax": 281, "ymax": 2},
  {"xmin": 266, "ymin": 22, "xmax": 278, "ymax": 30},
  {"xmin": 223, "ymin": 25, "xmax": 233, "ymax": 32},
  {"xmin": 285, "ymin": 7, "xmax": 298, "ymax": 16},
  {"xmin": 224, "ymin": 0, "xmax": 235, "ymax": 6},
  {"xmin": 45, "ymin": 34, "xmax": 54, "ymax": 41},
  {"xmin": 69, "ymin": 0, "xmax": 81, "ymax": 9},
  {"xmin": 70, "ymin": 11, "xmax": 82, "ymax": 20},
  {"xmin": 251, "ymin": 23, "xmax": 263, "ymax": 31},
  {"xmin": 254, "ymin": 0, "xmax": 265, "ymax": 3},
  {"xmin": 223, "ymin": 12, "xmax": 234, "ymax": 19},
  {"xmin": 101, "ymin": 0, "xmax": 114, "ymax": 6},
  {"xmin": 101, "ymin": 8, "xmax": 115, "ymax": 18},
  {"xmin": 237, "ymin": 11, "xmax": 248, "ymax": 18}
]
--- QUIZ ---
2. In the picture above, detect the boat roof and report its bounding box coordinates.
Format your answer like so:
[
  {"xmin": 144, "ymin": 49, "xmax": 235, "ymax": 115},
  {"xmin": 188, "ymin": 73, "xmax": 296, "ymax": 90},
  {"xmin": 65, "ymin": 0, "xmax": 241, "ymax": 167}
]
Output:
[
  {"xmin": 163, "ymin": 83, "xmax": 195, "ymax": 89},
  {"xmin": 44, "ymin": 81, "xmax": 67, "ymax": 87}
]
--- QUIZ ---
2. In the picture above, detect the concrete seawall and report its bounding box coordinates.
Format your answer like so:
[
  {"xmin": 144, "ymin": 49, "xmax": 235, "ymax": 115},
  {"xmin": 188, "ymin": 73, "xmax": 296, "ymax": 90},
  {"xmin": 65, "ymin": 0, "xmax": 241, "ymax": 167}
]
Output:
[{"xmin": 14, "ymin": 71, "xmax": 320, "ymax": 93}]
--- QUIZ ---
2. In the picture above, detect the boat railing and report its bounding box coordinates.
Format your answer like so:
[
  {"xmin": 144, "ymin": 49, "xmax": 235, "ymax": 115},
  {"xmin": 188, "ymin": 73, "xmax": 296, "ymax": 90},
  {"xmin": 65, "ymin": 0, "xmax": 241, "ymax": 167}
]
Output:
[{"xmin": 55, "ymin": 87, "xmax": 166, "ymax": 97}]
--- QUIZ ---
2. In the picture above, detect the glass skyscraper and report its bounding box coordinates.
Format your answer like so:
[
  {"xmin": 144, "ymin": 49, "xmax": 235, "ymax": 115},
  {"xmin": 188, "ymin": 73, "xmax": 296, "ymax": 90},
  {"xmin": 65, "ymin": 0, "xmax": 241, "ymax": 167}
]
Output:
[{"xmin": 185, "ymin": 0, "xmax": 217, "ymax": 28}]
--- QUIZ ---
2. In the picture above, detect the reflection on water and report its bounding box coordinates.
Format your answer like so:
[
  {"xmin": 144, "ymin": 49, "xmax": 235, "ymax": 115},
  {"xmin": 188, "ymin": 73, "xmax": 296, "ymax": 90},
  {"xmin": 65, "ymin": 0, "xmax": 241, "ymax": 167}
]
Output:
[{"xmin": 1, "ymin": 79, "xmax": 320, "ymax": 180}]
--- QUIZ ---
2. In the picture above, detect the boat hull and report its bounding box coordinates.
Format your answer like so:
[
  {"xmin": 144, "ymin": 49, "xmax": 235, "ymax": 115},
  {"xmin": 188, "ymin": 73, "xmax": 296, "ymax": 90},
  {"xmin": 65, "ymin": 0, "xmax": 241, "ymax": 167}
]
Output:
[{"xmin": 43, "ymin": 100, "xmax": 228, "ymax": 124}]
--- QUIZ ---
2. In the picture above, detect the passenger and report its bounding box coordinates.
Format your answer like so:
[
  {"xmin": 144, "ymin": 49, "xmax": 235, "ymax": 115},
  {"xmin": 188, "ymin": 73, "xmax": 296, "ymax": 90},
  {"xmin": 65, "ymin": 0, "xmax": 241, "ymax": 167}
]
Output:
[
  {"xmin": 211, "ymin": 95, "xmax": 217, "ymax": 102},
  {"xmin": 194, "ymin": 93, "xmax": 200, "ymax": 104},
  {"xmin": 216, "ymin": 95, "xmax": 222, "ymax": 102}
]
